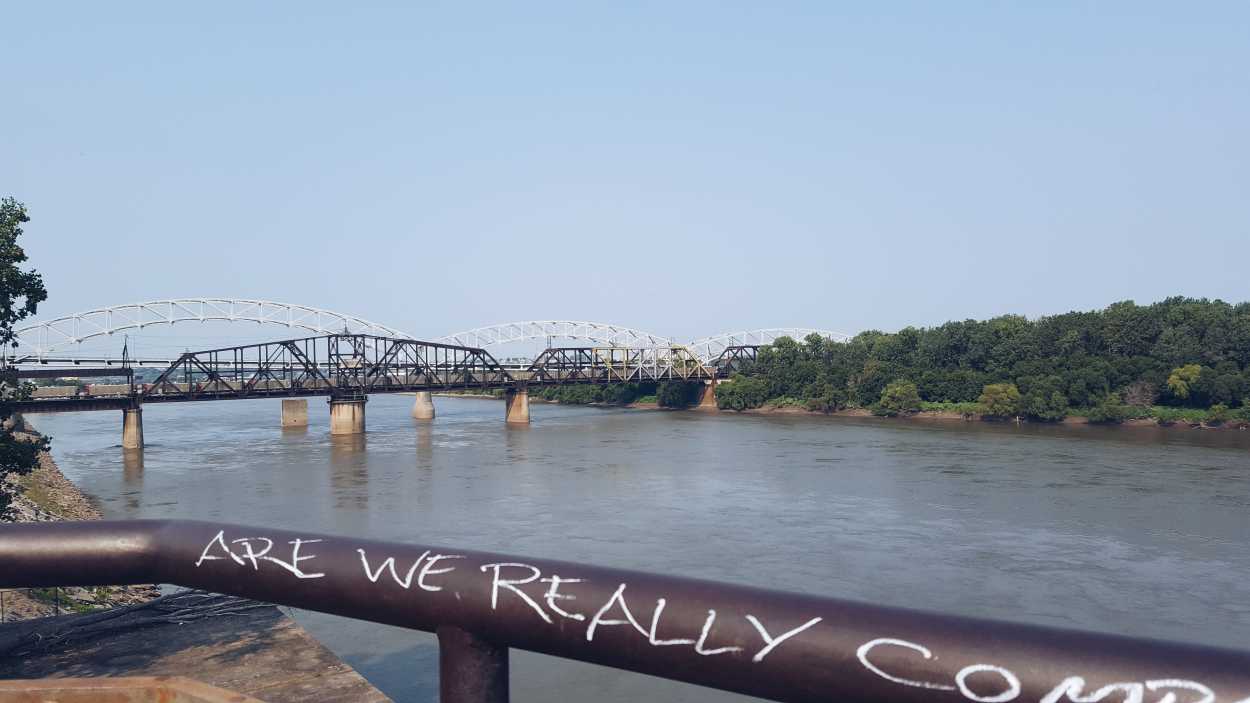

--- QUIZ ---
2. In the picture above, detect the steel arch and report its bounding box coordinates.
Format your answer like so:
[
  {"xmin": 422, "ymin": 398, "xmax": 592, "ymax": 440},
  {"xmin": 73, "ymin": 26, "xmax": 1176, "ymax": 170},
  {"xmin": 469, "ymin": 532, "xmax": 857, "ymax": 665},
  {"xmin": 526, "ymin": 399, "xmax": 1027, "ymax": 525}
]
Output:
[
  {"xmin": 437, "ymin": 321, "xmax": 673, "ymax": 349},
  {"xmin": 8, "ymin": 299, "xmax": 413, "ymax": 360},
  {"xmin": 686, "ymin": 328, "xmax": 852, "ymax": 362}
]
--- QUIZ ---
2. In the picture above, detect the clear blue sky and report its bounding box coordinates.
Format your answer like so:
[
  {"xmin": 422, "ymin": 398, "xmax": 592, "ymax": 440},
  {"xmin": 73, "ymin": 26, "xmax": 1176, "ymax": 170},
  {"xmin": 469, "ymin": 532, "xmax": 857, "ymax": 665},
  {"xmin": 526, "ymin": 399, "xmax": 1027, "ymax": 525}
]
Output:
[{"xmin": 4, "ymin": 2, "xmax": 1247, "ymax": 343}]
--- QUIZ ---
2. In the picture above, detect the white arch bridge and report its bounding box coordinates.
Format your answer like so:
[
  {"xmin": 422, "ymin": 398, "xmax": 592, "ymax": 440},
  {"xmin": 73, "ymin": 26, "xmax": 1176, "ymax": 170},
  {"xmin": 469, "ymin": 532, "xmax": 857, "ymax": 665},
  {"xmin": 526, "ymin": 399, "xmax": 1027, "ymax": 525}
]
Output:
[{"xmin": 4, "ymin": 298, "xmax": 852, "ymax": 365}]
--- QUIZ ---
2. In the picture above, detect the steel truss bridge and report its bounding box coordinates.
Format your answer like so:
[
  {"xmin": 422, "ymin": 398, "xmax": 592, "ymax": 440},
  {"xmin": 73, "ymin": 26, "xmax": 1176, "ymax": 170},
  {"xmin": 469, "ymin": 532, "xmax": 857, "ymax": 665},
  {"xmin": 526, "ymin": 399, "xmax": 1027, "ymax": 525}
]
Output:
[
  {"xmin": 2, "ymin": 298, "xmax": 851, "ymax": 366},
  {"xmin": 5, "ymin": 334, "xmax": 759, "ymax": 414}
]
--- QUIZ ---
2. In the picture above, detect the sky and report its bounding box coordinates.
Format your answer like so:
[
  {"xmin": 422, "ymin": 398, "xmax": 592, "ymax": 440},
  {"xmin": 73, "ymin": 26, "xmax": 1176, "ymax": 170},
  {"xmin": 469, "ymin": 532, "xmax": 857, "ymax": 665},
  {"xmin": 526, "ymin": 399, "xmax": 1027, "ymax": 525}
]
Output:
[{"xmin": 4, "ymin": 2, "xmax": 1247, "ymax": 350}]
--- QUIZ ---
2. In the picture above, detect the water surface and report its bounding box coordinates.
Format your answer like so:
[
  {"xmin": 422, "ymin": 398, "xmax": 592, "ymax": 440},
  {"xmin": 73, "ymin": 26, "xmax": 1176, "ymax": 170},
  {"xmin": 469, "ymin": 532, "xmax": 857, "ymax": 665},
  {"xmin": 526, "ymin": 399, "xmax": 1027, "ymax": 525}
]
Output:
[{"xmin": 27, "ymin": 397, "xmax": 1250, "ymax": 702}]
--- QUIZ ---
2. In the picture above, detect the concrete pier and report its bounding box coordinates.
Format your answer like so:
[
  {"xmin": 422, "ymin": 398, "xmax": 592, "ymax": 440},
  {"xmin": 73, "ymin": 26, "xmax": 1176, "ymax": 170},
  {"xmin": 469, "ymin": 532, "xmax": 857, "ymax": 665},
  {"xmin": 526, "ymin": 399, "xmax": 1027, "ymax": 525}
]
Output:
[
  {"xmin": 696, "ymin": 380, "xmax": 719, "ymax": 410},
  {"xmin": 504, "ymin": 387, "xmax": 530, "ymax": 424},
  {"xmin": 121, "ymin": 407, "xmax": 144, "ymax": 449},
  {"xmin": 281, "ymin": 399, "xmax": 309, "ymax": 427},
  {"xmin": 329, "ymin": 399, "xmax": 366, "ymax": 435},
  {"xmin": 411, "ymin": 391, "xmax": 436, "ymax": 420}
]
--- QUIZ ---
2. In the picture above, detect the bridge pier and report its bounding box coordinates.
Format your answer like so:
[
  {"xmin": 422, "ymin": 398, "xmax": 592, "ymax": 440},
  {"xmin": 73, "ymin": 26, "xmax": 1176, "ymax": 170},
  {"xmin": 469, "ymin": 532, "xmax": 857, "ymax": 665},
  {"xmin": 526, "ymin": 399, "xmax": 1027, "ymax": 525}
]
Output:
[
  {"xmin": 121, "ymin": 407, "xmax": 144, "ymax": 449},
  {"xmin": 282, "ymin": 399, "xmax": 309, "ymax": 427},
  {"xmin": 329, "ymin": 398, "xmax": 366, "ymax": 435},
  {"xmin": 411, "ymin": 392, "xmax": 435, "ymax": 420},
  {"xmin": 697, "ymin": 379, "xmax": 719, "ymax": 410},
  {"xmin": 504, "ymin": 386, "xmax": 530, "ymax": 424}
]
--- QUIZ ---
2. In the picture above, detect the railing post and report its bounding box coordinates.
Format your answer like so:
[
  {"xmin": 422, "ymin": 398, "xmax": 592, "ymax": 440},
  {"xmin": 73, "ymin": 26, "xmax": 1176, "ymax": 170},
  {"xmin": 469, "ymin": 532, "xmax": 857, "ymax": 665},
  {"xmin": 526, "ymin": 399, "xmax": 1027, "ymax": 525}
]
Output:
[{"xmin": 437, "ymin": 626, "xmax": 508, "ymax": 703}]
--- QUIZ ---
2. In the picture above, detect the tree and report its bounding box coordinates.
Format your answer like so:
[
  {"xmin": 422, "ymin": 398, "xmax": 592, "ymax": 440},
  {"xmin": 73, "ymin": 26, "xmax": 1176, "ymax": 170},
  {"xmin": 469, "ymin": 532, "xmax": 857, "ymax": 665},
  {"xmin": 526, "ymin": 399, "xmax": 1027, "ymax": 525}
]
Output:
[
  {"xmin": 1022, "ymin": 390, "xmax": 1068, "ymax": 422},
  {"xmin": 1166, "ymin": 364, "xmax": 1203, "ymax": 402},
  {"xmin": 657, "ymin": 382, "xmax": 697, "ymax": 408},
  {"xmin": 977, "ymin": 383, "xmax": 1021, "ymax": 419},
  {"xmin": 715, "ymin": 376, "xmax": 769, "ymax": 411},
  {"xmin": 875, "ymin": 380, "xmax": 921, "ymax": 416},
  {"xmin": 0, "ymin": 197, "xmax": 49, "ymax": 515},
  {"xmin": 1086, "ymin": 394, "xmax": 1129, "ymax": 424}
]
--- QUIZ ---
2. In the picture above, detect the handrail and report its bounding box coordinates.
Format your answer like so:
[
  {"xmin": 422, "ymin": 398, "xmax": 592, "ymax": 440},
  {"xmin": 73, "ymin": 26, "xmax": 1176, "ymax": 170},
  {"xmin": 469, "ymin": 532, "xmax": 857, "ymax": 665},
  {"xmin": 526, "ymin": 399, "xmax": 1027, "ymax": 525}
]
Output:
[{"xmin": 1, "ymin": 520, "xmax": 1247, "ymax": 703}]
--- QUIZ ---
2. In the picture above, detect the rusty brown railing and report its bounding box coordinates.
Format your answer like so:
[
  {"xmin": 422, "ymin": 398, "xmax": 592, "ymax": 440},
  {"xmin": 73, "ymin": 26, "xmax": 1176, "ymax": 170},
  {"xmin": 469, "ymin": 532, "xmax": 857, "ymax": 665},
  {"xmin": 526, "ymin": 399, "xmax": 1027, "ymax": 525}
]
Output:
[{"xmin": 1, "ymin": 520, "xmax": 1248, "ymax": 703}]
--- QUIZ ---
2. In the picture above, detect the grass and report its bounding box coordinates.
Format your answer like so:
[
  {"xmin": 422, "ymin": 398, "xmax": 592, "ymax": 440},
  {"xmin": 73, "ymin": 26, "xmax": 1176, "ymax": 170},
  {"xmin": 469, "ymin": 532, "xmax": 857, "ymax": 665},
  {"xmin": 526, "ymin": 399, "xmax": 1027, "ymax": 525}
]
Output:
[
  {"xmin": 633, "ymin": 395, "xmax": 657, "ymax": 404},
  {"xmin": 919, "ymin": 401, "xmax": 981, "ymax": 415}
]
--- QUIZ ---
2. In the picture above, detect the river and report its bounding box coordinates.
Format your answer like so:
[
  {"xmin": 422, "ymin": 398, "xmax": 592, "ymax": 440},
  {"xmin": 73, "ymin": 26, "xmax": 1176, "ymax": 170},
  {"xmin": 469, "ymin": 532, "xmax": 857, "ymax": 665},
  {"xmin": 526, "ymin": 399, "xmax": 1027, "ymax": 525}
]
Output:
[{"xmin": 25, "ymin": 396, "xmax": 1250, "ymax": 702}]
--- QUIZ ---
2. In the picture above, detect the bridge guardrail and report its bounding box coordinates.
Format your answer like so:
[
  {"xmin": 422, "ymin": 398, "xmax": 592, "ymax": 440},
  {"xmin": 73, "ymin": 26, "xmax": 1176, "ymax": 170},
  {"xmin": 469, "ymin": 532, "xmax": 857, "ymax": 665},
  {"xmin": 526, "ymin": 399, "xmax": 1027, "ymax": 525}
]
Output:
[{"xmin": 1, "ymin": 520, "xmax": 1247, "ymax": 703}]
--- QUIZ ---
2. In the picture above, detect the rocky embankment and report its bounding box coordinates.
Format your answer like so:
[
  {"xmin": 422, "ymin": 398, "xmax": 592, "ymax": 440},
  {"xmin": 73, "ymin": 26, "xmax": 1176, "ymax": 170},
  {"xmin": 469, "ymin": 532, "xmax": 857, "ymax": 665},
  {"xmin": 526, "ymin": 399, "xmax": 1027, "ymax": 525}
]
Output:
[{"xmin": 1, "ymin": 422, "xmax": 158, "ymax": 622}]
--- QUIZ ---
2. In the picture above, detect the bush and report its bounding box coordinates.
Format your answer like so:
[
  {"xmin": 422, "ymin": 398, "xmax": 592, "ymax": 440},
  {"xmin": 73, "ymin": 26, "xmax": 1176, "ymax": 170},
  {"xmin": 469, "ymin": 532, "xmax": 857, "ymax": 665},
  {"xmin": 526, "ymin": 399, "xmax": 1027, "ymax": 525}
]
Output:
[
  {"xmin": 1086, "ymin": 395, "xmax": 1129, "ymax": 424},
  {"xmin": 1206, "ymin": 403, "xmax": 1231, "ymax": 425},
  {"xmin": 977, "ymin": 383, "xmax": 1021, "ymax": 418},
  {"xmin": 874, "ymin": 380, "xmax": 922, "ymax": 417},
  {"xmin": 805, "ymin": 385, "xmax": 847, "ymax": 413},
  {"xmin": 657, "ymin": 382, "xmax": 698, "ymax": 408},
  {"xmin": 715, "ymin": 376, "xmax": 770, "ymax": 411},
  {"xmin": 1022, "ymin": 390, "xmax": 1068, "ymax": 422}
]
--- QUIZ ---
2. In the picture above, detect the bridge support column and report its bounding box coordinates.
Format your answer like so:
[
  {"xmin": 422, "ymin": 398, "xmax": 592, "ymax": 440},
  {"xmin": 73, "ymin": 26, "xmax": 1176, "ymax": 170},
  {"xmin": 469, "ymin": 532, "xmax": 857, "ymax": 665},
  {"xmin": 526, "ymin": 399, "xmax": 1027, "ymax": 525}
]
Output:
[
  {"xmin": 122, "ymin": 407, "xmax": 144, "ymax": 449},
  {"xmin": 329, "ymin": 398, "xmax": 366, "ymax": 435},
  {"xmin": 282, "ymin": 399, "xmax": 308, "ymax": 427},
  {"xmin": 697, "ymin": 379, "xmax": 719, "ymax": 410},
  {"xmin": 411, "ymin": 392, "xmax": 436, "ymax": 420},
  {"xmin": 504, "ymin": 386, "xmax": 530, "ymax": 425}
]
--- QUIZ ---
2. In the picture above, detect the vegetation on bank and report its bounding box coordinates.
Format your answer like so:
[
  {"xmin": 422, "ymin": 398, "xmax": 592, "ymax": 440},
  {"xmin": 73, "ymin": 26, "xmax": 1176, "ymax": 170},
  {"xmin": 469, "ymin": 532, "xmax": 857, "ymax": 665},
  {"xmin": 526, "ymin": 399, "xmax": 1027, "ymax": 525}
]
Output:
[
  {"xmin": 715, "ymin": 297, "xmax": 1250, "ymax": 427},
  {"xmin": 0, "ymin": 197, "xmax": 50, "ymax": 515},
  {"xmin": 532, "ymin": 381, "xmax": 700, "ymax": 408}
]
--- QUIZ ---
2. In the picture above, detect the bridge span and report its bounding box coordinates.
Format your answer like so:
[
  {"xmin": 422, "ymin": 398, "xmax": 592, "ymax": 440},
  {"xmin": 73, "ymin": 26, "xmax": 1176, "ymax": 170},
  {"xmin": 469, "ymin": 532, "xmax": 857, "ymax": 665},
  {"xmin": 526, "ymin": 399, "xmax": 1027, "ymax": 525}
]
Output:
[
  {"xmin": 4, "ymin": 298, "xmax": 851, "ymax": 365},
  {"xmin": 4, "ymin": 334, "xmax": 761, "ymax": 449}
]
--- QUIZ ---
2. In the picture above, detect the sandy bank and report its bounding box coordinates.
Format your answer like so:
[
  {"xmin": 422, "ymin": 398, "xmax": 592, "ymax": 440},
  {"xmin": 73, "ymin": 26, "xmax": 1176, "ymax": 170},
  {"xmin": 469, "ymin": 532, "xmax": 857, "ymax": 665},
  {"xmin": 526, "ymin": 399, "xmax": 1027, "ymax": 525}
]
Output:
[{"xmin": 1, "ymin": 422, "xmax": 159, "ymax": 621}]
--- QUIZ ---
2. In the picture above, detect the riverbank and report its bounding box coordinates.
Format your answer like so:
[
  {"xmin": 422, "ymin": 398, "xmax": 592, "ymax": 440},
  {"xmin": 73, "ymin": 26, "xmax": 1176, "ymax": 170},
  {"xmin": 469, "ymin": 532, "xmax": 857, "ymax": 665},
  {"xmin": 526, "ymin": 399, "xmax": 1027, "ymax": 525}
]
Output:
[
  {"xmin": 0, "ymin": 421, "xmax": 159, "ymax": 621},
  {"xmin": 732, "ymin": 402, "xmax": 1249, "ymax": 430},
  {"xmin": 440, "ymin": 391, "xmax": 1249, "ymax": 431}
]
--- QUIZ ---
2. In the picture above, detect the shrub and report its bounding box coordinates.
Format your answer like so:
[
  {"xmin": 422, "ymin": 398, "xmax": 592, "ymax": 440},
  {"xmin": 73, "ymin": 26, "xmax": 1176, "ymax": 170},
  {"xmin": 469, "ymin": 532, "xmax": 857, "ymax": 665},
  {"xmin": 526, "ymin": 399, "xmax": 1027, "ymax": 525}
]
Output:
[
  {"xmin": 1022, "ymin": 390, "xmax": 1068, "ymax": 422},
  {"xmin": 805, "ymin": 385, "xmax": 847, "ymax": 413},
  {"xmin": 657, "ymin": 382, "xmax": 698, "ymax": 408},
  {"xmin": 1206, "ymin": 403, "xmax": 1231, "ymax": 425},
  {"xmin": 874, "ymin": 380, "xmax": 921, "ymax": 417},
  {"xmin": 715, "ymin": 376, "xmax": 770, "ymax": 411},
  {"xmin": 977, "ymin": 383, "xmax": 1021, "ymax": 418},
  {"xmin": 1086, "ymin": 394, "xmax": 1129, "ymax": 424}
]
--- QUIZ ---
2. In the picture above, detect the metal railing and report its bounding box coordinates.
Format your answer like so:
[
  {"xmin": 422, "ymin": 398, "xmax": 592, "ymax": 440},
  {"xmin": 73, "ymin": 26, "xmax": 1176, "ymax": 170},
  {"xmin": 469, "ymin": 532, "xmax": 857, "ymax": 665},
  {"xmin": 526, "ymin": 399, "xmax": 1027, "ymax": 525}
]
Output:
[{"xmin": 1, "ymin": 520, "xmax": 1248, "ymax": 703}]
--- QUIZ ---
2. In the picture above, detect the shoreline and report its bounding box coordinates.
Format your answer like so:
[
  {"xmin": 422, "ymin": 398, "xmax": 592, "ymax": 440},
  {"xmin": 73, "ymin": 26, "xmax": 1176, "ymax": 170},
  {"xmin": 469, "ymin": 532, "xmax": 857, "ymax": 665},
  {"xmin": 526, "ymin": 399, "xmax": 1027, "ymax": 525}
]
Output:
[
  {"xmin": 435, "ymin": 392, "xmax": 1247, "ymax": 431},
  {"xmin": 1, "ymin": 421, "xmax": 159, "ymax": 620}
]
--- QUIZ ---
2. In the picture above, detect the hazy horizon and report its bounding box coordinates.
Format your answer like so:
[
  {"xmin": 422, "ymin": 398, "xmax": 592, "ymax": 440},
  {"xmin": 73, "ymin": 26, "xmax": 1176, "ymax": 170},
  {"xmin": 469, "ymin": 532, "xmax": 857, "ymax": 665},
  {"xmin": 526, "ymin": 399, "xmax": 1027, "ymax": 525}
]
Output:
[{"xmin": 5, "ymin": 3, "xmax": 1247, "ymax": 346}]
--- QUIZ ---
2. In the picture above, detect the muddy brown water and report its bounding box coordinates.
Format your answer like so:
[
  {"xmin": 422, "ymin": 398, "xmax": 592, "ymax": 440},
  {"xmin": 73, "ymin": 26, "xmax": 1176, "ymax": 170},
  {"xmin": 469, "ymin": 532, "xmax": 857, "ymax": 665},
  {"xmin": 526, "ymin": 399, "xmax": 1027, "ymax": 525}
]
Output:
[{"xmin": 26, "ymin": 396, "xmax": 1250, "ymax": 702}]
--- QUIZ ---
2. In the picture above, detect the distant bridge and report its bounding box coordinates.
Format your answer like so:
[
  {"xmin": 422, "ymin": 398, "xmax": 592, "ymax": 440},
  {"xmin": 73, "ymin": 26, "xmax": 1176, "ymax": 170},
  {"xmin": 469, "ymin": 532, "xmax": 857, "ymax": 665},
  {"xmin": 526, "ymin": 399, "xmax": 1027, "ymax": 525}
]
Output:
[
  {"xmin": 4, "ymin": 333, "xmax": 763, "ymax": 447},
  {"xmin": 4, "ymin": 298, "xmax": 851, "ymax": 365},
  {"xmin": 2, "ymin": 298, "xmax": 850, "ymax": 448}
]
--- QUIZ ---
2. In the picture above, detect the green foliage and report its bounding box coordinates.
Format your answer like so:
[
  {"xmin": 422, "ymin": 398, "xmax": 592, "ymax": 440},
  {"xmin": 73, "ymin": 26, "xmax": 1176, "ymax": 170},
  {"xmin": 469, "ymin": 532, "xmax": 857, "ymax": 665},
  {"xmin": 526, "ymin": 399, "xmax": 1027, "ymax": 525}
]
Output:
[
  {"xmin": 805, "ymin": 384, "xmax": 847, "ymax": 413},
  {"xmin": 656, "ymin": 382, "xmax": 700, "ymax": 408},
  {"xmin": 1, "ymin": 197, "xmax": 50, "ymax": 515},
  {"xmin": 1018, "ymin": 375, "xmax": 1069, "ymax": 421},
  {"xmin": 534, "ymin": 383, "xmax": 655, "ymax": 405},
  {"xmin": 715, "ymin": 375, "xmax": 770, "ymax": 411},
  {"xmin": 1206, "ymin": 403, "xmax": 1231, "ymax": 425},
  {"xmin": 1085, "ymin": 395, "xmax": 1130, "ymax": 424},
  {"xmin": 919, "ymin": 401, "xmax": 981, "ymax": 415},
  {"xmin": 874, "ymin": 380, "xmax": 921, "ymax": 416},
  {"xmin": 711, "ymin": 298, "xmax": 1250, "ymax": 421},
  {"xmin": 1166, "ymin": 364, "xmax": 1202, "ymax": 400},
  {"xmin": 977, "ymin": 383, "xmax": 1021, "ymax": 418},
  {"xmin": 0, "ymin": 198, "xmax": 48, "ymax": 347}
]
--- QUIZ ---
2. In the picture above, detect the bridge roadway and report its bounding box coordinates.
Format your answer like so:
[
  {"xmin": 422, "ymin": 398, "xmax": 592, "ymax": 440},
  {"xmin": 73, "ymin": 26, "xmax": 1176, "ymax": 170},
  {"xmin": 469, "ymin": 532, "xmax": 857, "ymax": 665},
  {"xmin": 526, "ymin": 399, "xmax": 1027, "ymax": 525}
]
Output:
[{"xmin": 4, "ymin": 334, "xmax": 760, "ymax": 449}]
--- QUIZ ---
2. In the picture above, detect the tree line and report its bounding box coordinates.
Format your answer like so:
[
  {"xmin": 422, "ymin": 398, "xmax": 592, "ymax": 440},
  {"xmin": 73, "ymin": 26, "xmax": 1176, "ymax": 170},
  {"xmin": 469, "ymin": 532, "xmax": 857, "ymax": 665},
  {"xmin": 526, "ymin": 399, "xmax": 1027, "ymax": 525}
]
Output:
[{"xmin": 715, "ymin": 298, "xmax": 1250, "ymax": 424}]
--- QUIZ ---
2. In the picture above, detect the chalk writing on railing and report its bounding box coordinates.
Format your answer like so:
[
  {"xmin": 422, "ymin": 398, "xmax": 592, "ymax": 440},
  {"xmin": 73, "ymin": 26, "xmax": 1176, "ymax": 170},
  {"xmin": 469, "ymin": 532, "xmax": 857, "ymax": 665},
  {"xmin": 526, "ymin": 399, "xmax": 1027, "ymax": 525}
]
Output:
[{"xmin": 194, "ymin": 530, "xmax": 1244, "ymax": 703}]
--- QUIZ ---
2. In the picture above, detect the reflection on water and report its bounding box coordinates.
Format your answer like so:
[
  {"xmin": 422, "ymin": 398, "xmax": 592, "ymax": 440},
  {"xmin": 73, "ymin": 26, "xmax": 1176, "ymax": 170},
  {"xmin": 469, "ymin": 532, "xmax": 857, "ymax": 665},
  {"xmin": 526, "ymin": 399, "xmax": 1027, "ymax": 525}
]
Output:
[{"xmin": 24, "ymin": 396, "xmax": 1250, "ymax": 703}]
